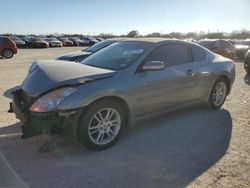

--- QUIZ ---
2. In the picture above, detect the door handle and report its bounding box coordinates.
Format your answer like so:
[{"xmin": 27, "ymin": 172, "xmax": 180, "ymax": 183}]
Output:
[{"xmin": 186, "ymin": 69, "xmax": 196, "ymax": 76}]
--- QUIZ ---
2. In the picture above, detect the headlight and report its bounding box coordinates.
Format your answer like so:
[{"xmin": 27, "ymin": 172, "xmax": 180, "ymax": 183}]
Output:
[{"xmin": 29, "ymin": 87, "xmax": 77, "ymax": 112}]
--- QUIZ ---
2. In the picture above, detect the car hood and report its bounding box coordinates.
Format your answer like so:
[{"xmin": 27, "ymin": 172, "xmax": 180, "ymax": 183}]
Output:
[
  {"xmin": 22, "ymin": 60, "xmax": 115, "ymax": 97},
  {"xmin": 57, "ymin": 51, "xmax": 92, "ymax": 60}
]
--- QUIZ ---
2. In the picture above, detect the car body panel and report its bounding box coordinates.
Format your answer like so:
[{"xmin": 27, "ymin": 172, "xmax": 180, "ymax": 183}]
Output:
[
  {"xmin": 10, "ymin": 39, "xmax": 235, "ymax": 138},
  {"xmin": 0, "ymin": 36, "xmax": 18, "ymax": 57},
  {"xmin": 22, "ymin": 60, "xmax": 115, "ymax": 97},
  {"xmin": 199, "ymin": 39, "xmax": 236, "ymax": 60}
]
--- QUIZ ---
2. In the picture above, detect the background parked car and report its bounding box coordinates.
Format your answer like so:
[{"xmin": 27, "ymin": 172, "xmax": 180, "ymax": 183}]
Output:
[
  {"xmin": 8, "ymin": 36, "xmax": 26, "ymax": 48},
  {"xmin": 0, "ymin": 36, "xmax": 18, "ymax": 58},
  {"xmin": 234, "ymin": 40, "xmax": 249, "ymax": 59},
  {"xmin": 10, "ymin": 39, "xmax": 235, "ymax": 150},
  {"xmin": 70, "ymin": 37, "xmax": 84, "ymax": 46},
  {"xmin": 46, "ymin": 37, "xmax": 63, "ymax": 47},
  {"xmin": 96, "ymin": 37, "xmax": 104, "ymax": 42},
  {"xmin": 244, "ymin": 49, "xmax": 250, "ymax": 73},
  {"xmin": 57, "ymin": 39, "xmax": 119, "ymax": 62},
  {"xmin": 82, "ymin": 37, "xmax": 99, "ymax": 46},
  {"xmin": 22, "ymin": 36, "xmax": 49, "ymax": 48},
  {"xmin": 198, "ymin": 39, "xmax": 236, "ymax": 60},
  {"xmin": 58, "ymin": 37, "xmax": 74, "ymax": 46}
]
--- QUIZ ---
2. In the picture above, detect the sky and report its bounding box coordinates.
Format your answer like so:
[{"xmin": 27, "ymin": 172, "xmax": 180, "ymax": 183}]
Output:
[{"xmin": 1, "ymin": 0, "xmax": 250, "ymax": 35}]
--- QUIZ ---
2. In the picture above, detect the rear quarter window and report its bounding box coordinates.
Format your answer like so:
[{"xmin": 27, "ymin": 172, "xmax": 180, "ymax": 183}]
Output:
[{"xmin": 191, "ymin": 45, "xmax": 206, "ymax": 61}]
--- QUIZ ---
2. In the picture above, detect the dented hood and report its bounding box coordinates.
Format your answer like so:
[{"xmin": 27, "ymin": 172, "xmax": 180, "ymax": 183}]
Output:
[
  {"xmin": 22, "ymin": 60, "xmax": 115, "ymax": 97},
  {"xmin": 57, "ymin": 51, "xmax": 92, "ymax": 61}
]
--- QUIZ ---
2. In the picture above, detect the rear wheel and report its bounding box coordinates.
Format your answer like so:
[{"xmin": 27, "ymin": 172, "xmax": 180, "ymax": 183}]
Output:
[
  {"xmin": 77, "ymin": 100, "xmax": 125, "ymax": 150},
  {"xmin": 2, "ymin": 49, "xmax": 14, "ymax": 59},
  {"xmin": 208, "ymin": 78, "xmax": 228, "ymax": 109}
]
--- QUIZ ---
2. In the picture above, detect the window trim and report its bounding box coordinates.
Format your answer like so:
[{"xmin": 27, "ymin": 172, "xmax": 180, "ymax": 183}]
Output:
[
  {"xmin": 189, "ymin": 44, "xmax": 207, "ymax": 62},
  {"xmin": 137, "ymin": 42, "xmax": 192, "ymax": 72}
]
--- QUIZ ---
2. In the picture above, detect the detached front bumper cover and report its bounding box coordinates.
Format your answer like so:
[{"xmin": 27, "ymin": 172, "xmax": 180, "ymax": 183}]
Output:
[{"xmin": 9, "ymin": 89, "xmax": 71, "ymax": 139}]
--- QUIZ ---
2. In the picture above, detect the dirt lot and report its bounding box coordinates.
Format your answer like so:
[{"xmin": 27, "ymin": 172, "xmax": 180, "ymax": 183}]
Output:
[{"xmin": 0, "ymin": 48, "xmax": 249, "ymax": 188}]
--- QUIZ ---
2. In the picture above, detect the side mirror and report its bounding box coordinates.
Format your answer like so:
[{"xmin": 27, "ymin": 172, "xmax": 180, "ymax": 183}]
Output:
[{"xmin": 142, "ymin": 61, "xmax": 165, "ymax": 71}]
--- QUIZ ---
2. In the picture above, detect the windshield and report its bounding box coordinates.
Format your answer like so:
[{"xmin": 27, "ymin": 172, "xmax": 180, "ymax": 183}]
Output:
[
  {"xmin": 81, "ymin": 41, "xmax": 152, "ymax": 70},
  {"xmin": 85, "ymin": 41, "xmax": 115, "ymax": 52}
]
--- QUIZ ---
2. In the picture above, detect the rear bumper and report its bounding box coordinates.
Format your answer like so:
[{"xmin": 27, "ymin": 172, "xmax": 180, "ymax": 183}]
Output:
[{"xmin": 9, "ymin": 89, "xmax": 78, "ymax": 139}]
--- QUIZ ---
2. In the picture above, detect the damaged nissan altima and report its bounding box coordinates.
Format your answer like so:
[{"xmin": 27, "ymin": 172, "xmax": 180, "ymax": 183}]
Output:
[{"xmin": 9, "ymin": 39, "xmax": 235, "ymax": 150}]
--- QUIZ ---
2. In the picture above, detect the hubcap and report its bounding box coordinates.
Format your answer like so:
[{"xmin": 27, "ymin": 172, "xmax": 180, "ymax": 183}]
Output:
[
  {"xmin": 88, "ymin": 108, "xmax": 121, "ymax": 145},
  {"xmin": 212, "ymin": 82, "xmax": 227, "ymax": 106}
]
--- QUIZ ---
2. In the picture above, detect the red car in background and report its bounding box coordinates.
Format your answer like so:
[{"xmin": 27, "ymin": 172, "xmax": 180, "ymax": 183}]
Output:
[
  {"xmin": 22, "ymin": 36, "xmax": 49, "ymax": 48},
  {"xmin": 0, "ymin": 36, "xmax": 18, "ymax": 58},
  {"xmin": 198, "ymin": 39, "xmax": 236, "ymax": 60}
]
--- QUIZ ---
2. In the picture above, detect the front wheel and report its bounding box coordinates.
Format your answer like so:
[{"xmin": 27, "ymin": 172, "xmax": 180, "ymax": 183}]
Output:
[
  {"xmin": 208, "ymin": 78, "xmax": 228, "ymax": 109},
  {"xmin": 2, "ymin": 49, "xmax": 14, "ymax": 59},
  {"xmin": 77, "ymin": 100, "xmax": 125, "ymax": 150}
]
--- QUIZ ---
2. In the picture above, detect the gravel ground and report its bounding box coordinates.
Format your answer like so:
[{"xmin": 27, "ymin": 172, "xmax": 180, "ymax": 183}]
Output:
[{"xmin": 0, "ymin": 48, "xmax": 249, "ymax": 188}]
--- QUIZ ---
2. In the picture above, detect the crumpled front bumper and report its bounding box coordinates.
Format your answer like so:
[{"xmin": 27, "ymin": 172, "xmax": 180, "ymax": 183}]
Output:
[{"xmin": 9, "ymin": 89, "xmax": 78, "ymax": 139}]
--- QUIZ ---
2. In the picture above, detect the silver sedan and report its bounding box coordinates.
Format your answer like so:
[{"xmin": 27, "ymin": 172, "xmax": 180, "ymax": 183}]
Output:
[{"xmin": 10, "ymin": 39, "xmax": 235, "ymax": 150}]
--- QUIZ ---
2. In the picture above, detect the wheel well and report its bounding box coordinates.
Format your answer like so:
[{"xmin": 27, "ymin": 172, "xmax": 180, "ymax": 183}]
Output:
[
  {"xmin": 88, "ymin": 96, "xmax": 130, "ymax": 125},
  {"xmin": 3, "ymin": 48, "xmax": 13, "ymax": 54},
  {"xmin": 4, "ymin": 48, "xmax": 13, "ymax": 52},
  {"xmin": 218, "ymin": 75, "xmax": 230, "ymax": 94}
]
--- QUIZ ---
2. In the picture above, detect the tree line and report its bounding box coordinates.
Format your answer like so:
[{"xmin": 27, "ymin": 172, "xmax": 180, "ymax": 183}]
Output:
[{"xmin": 97, "ymin": 29, "xmax": 250, "ymax": 40}]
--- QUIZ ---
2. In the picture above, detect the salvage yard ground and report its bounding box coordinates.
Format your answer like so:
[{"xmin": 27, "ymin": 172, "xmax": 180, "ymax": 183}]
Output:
[{"xmin": 0, "ymin": 47, "xmax": 249, "ymax": 188}]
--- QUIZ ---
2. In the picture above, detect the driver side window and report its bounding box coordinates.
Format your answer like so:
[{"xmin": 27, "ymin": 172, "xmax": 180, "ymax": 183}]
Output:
[{"xmin": 144, "ymin": 43, "xmax": 189, "ymax": 67}]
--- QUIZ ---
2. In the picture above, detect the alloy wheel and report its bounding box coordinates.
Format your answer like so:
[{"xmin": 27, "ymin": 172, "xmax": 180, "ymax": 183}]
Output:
[
  {"xmin": 88, "ymin": 108, "xmax": 121, "ymax": 145},
  {"xmin": 212, "ymin": 81, "xmax": 227, "ymax": 106}
]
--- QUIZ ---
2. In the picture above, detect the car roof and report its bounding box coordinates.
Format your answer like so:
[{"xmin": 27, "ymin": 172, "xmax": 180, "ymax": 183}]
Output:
[{"xmin": 107, "ymin": 38, "xmax": 190, "ymax": 44}]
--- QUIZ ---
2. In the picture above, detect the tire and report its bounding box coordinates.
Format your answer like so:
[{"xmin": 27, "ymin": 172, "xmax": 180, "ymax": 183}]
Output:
[
  {"xmin": 77, "ymin": 99, "xmax": 125, "ymax": 150},
  {"xmin": 208, "ymin": 78, "xmax": 228, "ymax": 109},
  {"xmin": 2, "ymin": 49, "xmax": 14, "ymax": 59}
]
